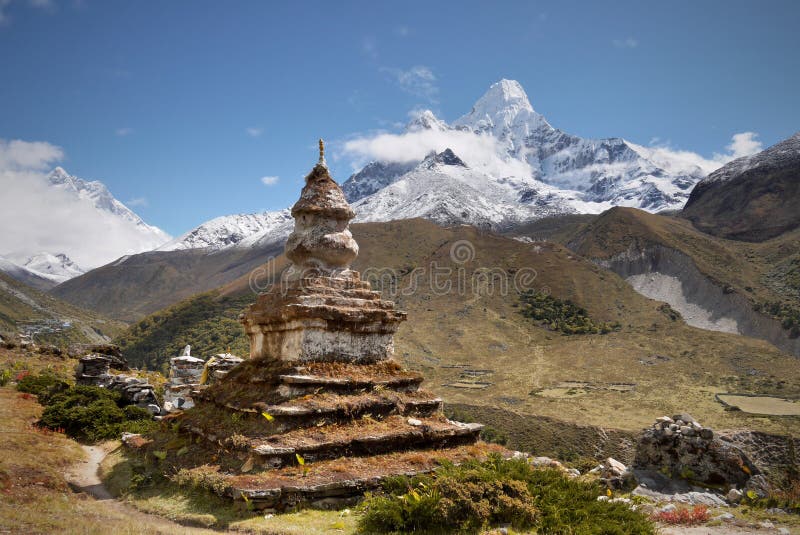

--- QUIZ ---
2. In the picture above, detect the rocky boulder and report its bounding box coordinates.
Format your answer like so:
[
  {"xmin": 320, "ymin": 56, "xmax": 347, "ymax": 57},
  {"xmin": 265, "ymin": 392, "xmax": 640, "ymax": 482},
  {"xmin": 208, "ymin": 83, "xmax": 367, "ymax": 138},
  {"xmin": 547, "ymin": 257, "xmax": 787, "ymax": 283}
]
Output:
[{"xmin": 633, "ymin": 414, "xmax": 759, "ymax": 489}]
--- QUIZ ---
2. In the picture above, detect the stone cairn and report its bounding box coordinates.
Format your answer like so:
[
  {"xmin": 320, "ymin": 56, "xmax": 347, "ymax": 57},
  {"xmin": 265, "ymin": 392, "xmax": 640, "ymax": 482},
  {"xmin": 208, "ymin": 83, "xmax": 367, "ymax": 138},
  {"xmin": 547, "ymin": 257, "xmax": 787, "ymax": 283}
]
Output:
[
  {"xmin": 134, "ymin": 141, "xmax": 497, "ymax": 511},
  {"xmin": 163, "ymin": 345, "xmax": 205, "ymax": 412},
  {"xmin": 633, "ymin": 413, "xmax": 759, "ymax": 489},
  {"xmin": 75, "ymin": 346, "xmax": 160, "ymax": 414}
]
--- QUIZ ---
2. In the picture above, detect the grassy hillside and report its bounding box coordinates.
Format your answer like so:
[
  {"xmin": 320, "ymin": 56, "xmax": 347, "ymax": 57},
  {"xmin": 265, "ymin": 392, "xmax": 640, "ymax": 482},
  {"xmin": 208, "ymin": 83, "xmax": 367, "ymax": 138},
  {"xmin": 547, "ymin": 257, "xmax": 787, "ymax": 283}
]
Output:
[
  {"xmin": 0, "ymin": 271, "xmax": 125, "ymax": 345},
  {"xmin": 115, "ymin": 218, "xmax": 800, "ymax": 441}
]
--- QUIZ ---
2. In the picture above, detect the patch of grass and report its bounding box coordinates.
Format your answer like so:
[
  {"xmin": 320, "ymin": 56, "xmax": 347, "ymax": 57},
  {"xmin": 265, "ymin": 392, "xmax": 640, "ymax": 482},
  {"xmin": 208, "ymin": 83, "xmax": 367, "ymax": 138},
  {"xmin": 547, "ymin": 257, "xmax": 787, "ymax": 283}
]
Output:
[
  {"xmin": 358, "ymin": 455, "xmax": 654, "ymax": 534},
  {"xmin": 519, "ymin": 290, "xmax": 620, "ymax": 335}
]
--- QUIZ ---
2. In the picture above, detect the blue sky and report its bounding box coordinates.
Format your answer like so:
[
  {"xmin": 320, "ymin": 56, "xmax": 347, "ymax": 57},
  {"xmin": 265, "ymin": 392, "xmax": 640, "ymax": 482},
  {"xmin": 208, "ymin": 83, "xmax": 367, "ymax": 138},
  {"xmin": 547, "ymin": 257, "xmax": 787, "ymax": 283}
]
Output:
[{"xmin": 1, "ymin": 0, "xmax": 799, "ymax": 236}]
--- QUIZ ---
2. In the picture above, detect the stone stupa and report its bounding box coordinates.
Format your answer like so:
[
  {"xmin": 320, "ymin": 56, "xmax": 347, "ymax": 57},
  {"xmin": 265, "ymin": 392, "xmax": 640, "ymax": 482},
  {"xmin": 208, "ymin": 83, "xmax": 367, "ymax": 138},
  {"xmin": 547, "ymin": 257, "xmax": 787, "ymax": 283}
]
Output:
[{"xmin": 134, "ymin": 141, "xmax": 500, "ymax": 511}]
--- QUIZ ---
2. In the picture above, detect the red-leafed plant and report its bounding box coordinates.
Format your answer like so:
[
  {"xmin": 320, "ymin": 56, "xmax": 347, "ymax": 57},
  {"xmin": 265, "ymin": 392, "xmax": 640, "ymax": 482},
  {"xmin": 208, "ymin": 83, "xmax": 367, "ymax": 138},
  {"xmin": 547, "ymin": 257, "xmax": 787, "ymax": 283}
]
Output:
[{"xmin": 653, "ymin": 505, "xmax": 709, "ymax": 525}]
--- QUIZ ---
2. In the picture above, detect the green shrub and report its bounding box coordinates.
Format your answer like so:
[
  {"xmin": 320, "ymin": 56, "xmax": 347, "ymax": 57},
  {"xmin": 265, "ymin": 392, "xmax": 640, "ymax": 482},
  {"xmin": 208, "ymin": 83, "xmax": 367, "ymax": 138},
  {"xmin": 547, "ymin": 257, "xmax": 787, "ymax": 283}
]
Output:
[
  {"xmin": 0, "ymin": 369, "xmax": 11, "ymax": 386},
  {"xmin": 518, "ymin": 290, "xmax": 620, "ymax": 336},
  {"xmin": 38, "ymin": 385, "xmax": 156, "ymax": 442},
  {"xmin": 479, "ymin": 426, "xmax": 508, "ymax": 446},
  {"xmin": 358, "ymin": 455, "xmax": 654, "ymax": 534},
  {"xmin": 16, "ymin": 372, "xmax": 70, "ymax": 403}
]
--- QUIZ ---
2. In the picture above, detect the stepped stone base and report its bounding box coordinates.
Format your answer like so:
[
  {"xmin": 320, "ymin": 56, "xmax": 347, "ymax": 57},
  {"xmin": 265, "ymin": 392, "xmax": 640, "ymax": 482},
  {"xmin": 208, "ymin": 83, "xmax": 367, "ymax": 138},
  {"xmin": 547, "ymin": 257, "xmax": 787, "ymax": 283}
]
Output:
[{"xmin": 129, "ymin": 355, "xmax": 496, "ymax": 511}]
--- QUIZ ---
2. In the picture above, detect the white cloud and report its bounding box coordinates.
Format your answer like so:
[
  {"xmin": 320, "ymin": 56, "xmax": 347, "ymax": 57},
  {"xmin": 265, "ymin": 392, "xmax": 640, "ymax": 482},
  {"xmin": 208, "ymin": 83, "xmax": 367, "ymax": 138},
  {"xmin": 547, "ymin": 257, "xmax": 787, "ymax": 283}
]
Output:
[
  {"xmin": 0, "ymin": 138, "xmax": 169, "ymax": 268},
  {"xmin": 381, "ymin": 65, "xmax": 439, "ymax": 101},
  {"xmin": 631, "ymin": 131, "xmax": 764, "ymax": 177},
  {"xmin": 722, "ymin": 131, "xmax": 762, "ymax": 159},
  {"xmin": 246, "ymin": 127, "xmax": 263, "ymax": 137},
  {"xmin": 115, "ymin": 127, "xmax": 133, "ymax": 137},
  {"xmin": 125, "ymin": 197, "xmax": 148, "ymax": 207},
  {"xmin": 260, "ymin": 175, "xmax": 279, "ymax": 186},
  {"xmin": 342, "ymin": 127, "xmax": 531, "ymax": 178},
  {"xmin": 613, "ymin": 37, "xmax": 639, "ymax": 49},
  {"xmin": 0, "ymin": 138, "xmax": 63, "ymax": 170}
]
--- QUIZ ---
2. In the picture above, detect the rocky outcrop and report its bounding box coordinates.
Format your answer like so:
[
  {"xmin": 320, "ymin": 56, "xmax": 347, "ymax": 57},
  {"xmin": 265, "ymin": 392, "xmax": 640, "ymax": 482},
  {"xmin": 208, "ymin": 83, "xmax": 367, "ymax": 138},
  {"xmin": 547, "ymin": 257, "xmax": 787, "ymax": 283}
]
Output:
[{"xmin": 634, "ymin": 415, "xmax": 759, "ymax": 489}]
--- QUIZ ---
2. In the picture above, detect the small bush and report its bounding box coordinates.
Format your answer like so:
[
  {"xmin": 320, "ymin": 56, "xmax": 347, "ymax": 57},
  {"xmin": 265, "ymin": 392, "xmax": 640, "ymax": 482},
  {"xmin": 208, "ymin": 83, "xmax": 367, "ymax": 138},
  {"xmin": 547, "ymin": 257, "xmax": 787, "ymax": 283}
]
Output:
[
  {"xmin": 479, "ymin": 426, "xmax": 508, "ymax": 446},
  {"xmin": 518, "ymin": 290, "xmax": 620, "ymax": 336},
  {"xmin": 652, "ymin": 505, "xmax": 709, "ymax": 525},
  {"xmin": 16, "ymin": 372, "xmax": 70, "ymax": 403},
  {"xmin": 38, "ymin": 385, "xmax": 156, "ymax": 442},
  {"xmin": 358, "ymin": 455, "xmax": 654, "ymax": 534},
  {"xmin": 0, "ymin": 369, "xmax": 11, "ymax": 386}
]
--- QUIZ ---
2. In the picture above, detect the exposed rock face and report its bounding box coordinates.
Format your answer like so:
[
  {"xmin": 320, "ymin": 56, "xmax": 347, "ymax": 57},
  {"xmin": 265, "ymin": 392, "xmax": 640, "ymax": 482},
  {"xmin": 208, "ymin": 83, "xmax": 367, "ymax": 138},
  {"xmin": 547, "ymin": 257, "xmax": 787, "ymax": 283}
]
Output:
[
  {"xmin": 597, "ymin": 243, "xmax": 800, "ymax": 357},
  {"xmin": 633, "ymin": 415, "xmax": 759, "ymax": 489}
]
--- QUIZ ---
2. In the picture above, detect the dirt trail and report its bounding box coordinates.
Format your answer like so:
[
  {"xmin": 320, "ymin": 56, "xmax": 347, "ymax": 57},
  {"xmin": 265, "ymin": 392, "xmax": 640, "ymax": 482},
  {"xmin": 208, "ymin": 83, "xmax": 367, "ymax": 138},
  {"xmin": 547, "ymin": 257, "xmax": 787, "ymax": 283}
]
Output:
[{"xmin": 65, "ymin": 443, "xmax": 223, "ymax": 534}]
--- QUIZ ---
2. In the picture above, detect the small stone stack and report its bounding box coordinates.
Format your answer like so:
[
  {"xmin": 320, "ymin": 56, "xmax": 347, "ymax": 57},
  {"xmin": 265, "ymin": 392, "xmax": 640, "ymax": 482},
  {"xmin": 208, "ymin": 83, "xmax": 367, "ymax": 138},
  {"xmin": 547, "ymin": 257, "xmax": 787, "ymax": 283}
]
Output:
[
  {"xmin": 107, "ymin": 375, "xmax": 160, "ymax": 414},
  {"xmin": 163, "ymin": 346, "xmax": 205, "ymax": 412},
  {"xmin": 75, "ymin": 354, "xmax": 115, "ymax": 386},
  {"xmin": 204, "ymin": 353, "xmax": 244, "ymax": 384},
  {"xmin": 634, "ymin": 413, "xmax": 759, "ymax": 488}
]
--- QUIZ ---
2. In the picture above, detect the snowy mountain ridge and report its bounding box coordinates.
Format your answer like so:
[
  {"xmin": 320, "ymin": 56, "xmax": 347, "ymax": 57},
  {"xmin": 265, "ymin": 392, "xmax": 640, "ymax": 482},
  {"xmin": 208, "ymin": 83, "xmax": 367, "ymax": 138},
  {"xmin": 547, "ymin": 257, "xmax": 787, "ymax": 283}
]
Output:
[
  {"xmin": 142, "ymin": 79, "xmax": 724, "ymax": 253},
  {"xmin": 158, "ymin": 210, "xmax": 292, "ymax": 251}
]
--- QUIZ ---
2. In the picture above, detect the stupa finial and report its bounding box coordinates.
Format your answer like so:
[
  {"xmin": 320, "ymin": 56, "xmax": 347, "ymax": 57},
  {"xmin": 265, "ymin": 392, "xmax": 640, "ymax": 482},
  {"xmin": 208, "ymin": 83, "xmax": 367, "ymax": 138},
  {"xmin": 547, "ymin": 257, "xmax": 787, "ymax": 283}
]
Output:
[{"xmin": 318, "ymin": 138, "xmax": 326, "ymax": 167}]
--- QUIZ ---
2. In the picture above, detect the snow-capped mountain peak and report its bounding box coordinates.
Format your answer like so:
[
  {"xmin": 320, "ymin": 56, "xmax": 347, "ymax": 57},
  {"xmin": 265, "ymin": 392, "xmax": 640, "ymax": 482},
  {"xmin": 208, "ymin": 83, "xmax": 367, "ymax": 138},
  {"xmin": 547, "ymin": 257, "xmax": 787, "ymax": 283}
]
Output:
[
  {"xmin": 23, "ymin": 252, "xmax": 85, "ymax": 284},
  {"xmin": 453, "ymin": 79, "xmax": 551, "ymax": 141},
  {"xmin": 165, "ymin": 79, "xmax": 724, "ymax": 255},
  {"xmin": 406, "ymin": 110, "xmax": 448, "ymax": 132},
  {"xmin": 422, "ymin": 148, "xmax": 467, "ymax": 169}
]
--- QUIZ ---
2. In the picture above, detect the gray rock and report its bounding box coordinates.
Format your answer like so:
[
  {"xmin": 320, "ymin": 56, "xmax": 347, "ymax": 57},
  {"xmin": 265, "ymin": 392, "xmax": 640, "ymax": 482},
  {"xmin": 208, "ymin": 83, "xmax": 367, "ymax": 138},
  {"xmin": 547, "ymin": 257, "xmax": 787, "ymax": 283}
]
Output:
[
  {"xmin": 726, "ymin": 488, "xmax": 743, "ymax": 503},
  {"xmin": 672, "ymin": 413, "xmax": 697, "ymax": 424},
  {"xmin": 713, "ymin": 512, "xmax": 734, "ymax": 521},
  {"xmin": 744, "ymin": 475, "xmax": 773, "ymax": 499},
  {"xmin": 634, "ymin": 417, "xmax": 759, "ymax": 488}
]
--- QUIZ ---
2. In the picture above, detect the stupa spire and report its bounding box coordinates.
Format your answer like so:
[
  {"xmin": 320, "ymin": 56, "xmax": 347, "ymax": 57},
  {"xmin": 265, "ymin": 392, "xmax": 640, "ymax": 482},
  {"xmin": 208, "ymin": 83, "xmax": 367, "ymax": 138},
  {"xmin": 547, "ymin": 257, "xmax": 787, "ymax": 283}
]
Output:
[
  {"xmin": 284, "ymin": 142, "xmax": 358, "ymax": 273},
  {"xmin": 318, "ymin": 138, "xmax": 326, "ymax": 167}
]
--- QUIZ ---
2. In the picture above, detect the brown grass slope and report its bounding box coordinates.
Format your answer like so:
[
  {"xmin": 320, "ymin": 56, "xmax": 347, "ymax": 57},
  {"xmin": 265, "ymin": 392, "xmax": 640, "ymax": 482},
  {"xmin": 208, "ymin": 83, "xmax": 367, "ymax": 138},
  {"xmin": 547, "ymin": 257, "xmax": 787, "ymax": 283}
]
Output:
[
  {"xmin": 118, "ymin": 218, "xmax": 800, "ymax": 444},
  {"xmin": 52, "ymin": 241, "xmax": 284, "ymax": 322}
]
